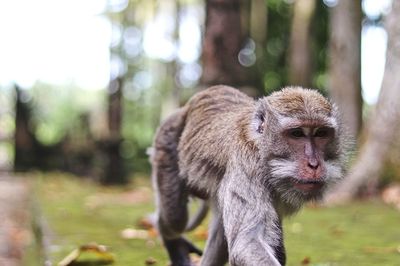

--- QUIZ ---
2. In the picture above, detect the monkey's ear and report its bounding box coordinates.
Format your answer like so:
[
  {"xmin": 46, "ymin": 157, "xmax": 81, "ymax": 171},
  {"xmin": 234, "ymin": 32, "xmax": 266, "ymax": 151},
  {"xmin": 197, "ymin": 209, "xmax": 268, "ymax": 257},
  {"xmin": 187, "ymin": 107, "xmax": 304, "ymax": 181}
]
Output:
[
  {"xmin": 255, "ymin": 113, "xmax": 265, "ymax": 134},
  {"xmin": 252, "ymin": 99, "xmax": 269, "ymax": 134}
]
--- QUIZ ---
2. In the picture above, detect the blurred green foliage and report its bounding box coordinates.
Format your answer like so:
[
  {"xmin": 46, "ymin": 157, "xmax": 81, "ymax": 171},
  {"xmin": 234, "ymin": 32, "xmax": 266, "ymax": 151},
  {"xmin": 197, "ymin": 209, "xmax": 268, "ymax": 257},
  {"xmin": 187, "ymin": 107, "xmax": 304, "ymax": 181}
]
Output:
[
  {"xmin": 0, "ymin": 1, "xmax": 355, "ymax": 177},
  {"xmin": 30, "ymin": 83, "xmax": 103, "ymax": 145},
  {"xmin": 263, "ymin": 0, "xmax": 329, "ymax": 94}
]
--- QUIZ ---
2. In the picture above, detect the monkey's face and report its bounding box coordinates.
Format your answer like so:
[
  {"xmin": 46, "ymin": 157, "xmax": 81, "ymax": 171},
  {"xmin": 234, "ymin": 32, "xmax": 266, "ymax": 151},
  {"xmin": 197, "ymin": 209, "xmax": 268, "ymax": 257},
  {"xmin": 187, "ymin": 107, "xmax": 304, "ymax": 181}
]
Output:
[
  {"xmin": 251, "ymin": 88, "xmax": 345, "ymax": 207},
  {"xmin": 266, "ymin": 121, "xmax": 343, "ymax": 206}
]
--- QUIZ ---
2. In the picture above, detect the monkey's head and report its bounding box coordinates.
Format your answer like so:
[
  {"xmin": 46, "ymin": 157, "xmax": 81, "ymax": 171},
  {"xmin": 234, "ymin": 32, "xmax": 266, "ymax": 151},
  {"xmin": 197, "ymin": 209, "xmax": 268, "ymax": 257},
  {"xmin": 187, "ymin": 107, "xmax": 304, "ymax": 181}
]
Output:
[{"xmin": 252, "ymin": 87, "xmax": 345, "ymax": 208}]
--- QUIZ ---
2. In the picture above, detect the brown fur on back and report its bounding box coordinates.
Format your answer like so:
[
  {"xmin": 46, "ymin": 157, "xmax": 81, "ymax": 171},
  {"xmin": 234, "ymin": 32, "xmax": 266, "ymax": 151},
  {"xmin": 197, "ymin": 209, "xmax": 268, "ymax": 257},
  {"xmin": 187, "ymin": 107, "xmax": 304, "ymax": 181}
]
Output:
[
  {"xmin": 155, "ymin": 85, "xmax": 336, "ymax": 199},
  {"xmin": 178, "ymin": 85, "xmax": 255, "ymax": 197}
]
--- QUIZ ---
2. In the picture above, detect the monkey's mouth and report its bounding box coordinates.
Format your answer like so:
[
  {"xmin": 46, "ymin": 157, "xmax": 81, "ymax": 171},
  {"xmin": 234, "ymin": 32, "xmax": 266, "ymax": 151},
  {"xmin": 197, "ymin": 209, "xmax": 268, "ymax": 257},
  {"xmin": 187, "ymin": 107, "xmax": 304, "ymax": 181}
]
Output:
[{"xmin": 291, "ymin": 179, "xmax": 324, "ymax": 193}]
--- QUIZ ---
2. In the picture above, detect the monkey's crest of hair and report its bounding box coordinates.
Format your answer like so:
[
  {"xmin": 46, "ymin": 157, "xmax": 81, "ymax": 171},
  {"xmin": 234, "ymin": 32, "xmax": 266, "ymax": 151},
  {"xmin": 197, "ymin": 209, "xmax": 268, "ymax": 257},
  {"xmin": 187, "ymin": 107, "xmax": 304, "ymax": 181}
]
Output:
[{"xmin": 266, "ymin": 86, "xmax": 333, "ymax": 117}]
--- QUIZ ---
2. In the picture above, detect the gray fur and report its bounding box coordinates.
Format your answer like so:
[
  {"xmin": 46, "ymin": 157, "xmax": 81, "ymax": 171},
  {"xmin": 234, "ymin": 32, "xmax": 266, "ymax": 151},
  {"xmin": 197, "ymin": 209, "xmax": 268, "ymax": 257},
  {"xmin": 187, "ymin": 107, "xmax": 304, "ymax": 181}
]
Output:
[
  {"xmin": 151, "ymin": 85, "xmax": 345, "ymax": 266},
  {"xmin": 200, "ymin": 203, "xmax": 228, "ymax": 266}
]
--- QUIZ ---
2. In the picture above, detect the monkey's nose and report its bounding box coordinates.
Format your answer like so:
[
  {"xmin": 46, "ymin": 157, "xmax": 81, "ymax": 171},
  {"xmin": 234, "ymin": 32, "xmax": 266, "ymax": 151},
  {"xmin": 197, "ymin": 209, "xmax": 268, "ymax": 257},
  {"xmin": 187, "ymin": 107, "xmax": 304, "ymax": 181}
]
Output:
[{"xmin": 307, "ymin": 159, "xmax": 319, "ymax": 170}]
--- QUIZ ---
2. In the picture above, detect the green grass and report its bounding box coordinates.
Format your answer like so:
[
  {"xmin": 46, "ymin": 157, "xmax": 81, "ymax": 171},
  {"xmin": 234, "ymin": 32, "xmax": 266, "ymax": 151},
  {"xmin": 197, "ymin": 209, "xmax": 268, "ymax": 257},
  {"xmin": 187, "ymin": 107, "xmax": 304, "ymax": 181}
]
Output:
[
  {"xmin": 284, "ymin": 202, "xmax": 400, "ymax": 266},
  {"xmin": 31, "ymin": 172, "xmax": 174, "ymax": 265},
  {"xmin": 30, "ymin": 173, "xmax": 400, "ymax": 266}
]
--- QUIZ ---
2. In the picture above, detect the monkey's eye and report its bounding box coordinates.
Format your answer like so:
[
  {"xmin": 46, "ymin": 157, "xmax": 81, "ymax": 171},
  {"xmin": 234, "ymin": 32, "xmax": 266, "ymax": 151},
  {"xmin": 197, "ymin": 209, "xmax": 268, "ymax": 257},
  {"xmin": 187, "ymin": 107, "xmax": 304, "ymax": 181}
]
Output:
[
  {"xmin": 314, "ymin": 127, "xmax": 332, "ymax": 138},
  {"xmin": 288, "ymin": 128, "xmax": 305, "ymax": 138}
]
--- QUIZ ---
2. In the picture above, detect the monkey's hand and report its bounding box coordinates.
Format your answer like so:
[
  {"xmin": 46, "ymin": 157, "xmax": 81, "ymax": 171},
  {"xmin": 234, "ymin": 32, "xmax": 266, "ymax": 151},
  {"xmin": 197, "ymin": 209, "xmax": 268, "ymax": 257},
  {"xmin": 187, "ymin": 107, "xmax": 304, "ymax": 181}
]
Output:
[{"xmin": 218, "ymin": 172, "xmax": 283, "ymax": 266}]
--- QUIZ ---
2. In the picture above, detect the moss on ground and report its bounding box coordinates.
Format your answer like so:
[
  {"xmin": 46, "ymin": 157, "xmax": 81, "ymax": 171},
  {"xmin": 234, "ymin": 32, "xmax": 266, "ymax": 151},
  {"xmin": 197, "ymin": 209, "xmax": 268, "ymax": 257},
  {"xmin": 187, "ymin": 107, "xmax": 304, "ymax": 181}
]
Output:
[{"xmin": 31, "ymin": 173, "xmax": 400, "ymax": 266}]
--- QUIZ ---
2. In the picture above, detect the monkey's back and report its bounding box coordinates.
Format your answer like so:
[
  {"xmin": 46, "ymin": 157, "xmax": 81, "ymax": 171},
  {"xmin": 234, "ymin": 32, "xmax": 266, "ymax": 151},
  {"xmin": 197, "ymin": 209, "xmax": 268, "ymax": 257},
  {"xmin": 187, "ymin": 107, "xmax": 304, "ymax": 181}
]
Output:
[{"xmin": 178, "ymin": 85, "xmax": 255, "ymax": 198}]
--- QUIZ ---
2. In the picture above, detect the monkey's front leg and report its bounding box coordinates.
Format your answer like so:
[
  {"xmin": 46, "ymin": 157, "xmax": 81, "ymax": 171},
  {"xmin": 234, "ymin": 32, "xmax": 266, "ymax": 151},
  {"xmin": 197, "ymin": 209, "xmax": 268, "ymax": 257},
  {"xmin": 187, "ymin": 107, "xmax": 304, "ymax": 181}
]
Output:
[{"xmin": 218, "ymin": 173, "xmax": 284, "ymax": 266}]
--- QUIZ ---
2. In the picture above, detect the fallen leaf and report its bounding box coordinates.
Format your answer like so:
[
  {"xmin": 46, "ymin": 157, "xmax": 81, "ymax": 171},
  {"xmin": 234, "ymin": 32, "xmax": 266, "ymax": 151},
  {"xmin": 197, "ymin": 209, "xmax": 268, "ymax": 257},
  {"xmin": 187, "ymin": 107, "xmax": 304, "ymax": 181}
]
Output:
[
  {"xmin": 138, "ymin": 217, "xmax": 155, "ymax": 230},
  {"xmin": 193, "ymin": 228, "xmax": 208, "ymax": 240},
  {"xmin": 120, "ymin": 228, "xmax": 149, "ymax": 239},
  {"xmin": 148, "ymin": 228, "xmax": 158, "ymax": 238},
  {"xmin": 58, "ymin": 248, "xmax": 80, "ymax": 266},
  {"xmin": 301, "ymin": 256, "xmax": 311, "ymax": 265},
  {"xmin": 58, "ymin": 243, "xmax": 114, "ymax": 266},
  {"xmin": 145, "ymin": 257, "xmax": 157, "ymax": 265}
]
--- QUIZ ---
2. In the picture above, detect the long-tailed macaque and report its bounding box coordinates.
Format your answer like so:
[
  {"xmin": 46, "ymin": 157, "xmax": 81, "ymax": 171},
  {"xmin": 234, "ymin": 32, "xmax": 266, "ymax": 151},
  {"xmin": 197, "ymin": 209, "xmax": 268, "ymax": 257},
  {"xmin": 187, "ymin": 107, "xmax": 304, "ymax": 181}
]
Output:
[{"xmin": 150, "ymin": 85, "xmax": 345, "ymax": 266}]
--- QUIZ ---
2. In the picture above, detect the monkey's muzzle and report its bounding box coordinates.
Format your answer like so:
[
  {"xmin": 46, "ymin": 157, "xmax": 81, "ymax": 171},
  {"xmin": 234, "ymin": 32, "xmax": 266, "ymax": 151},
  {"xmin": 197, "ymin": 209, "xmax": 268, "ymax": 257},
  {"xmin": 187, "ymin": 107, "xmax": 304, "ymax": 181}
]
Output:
[{"xmin": 292, "ymin": 179, "xmax": 324, "ymax": 193}]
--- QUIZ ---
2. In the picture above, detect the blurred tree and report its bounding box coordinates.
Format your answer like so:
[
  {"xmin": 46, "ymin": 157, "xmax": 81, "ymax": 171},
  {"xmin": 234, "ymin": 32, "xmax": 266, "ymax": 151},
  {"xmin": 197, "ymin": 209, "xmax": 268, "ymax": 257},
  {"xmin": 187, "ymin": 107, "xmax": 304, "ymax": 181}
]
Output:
[
  {"xmin": 99, "ymin": 0, "xmax": 138, "ymax": 184},
  {"xmin": 263, "ymin": 1, "xmax": 329, "ymax": 93},
  {"xmin": 13, "ymin": 85, "xmax": 64, "ymax": 172},
  {"xmin": 161, "ymin": 0, "xmax": 183, "ymax": 118},
  {"xmin": 108, "ymin": 78, "xmax": 123, "ymax": 140},
  {"xmin": 328, "ymin": 0, "xmax": 362, "ymax": 139},
  {"xmin": 101, "ymin": 77, "xmax": 126, "ymax": 184},
  {"xmin": 250, "ymin": 0, "xmax": 268, "ymax": 48},
  {"xmin": 201, "ymin": 0, "xmax": 262, "ymax": 94},
  {"xmin": 13, "ymin": 85, "xmax": 36, "ymax": 171},
  {"xmin": 249, "ymin": 0, "xmax": 268, "ymax": 93},
  {"xmin": 288, "ymin": 0, "xmax": 316, "ymax": 87},
  {"xmin": 107, "ymin": 0, "xmax": 167, "ymax": 175},
  {"xmin": 325, "ymin": 0, "xmax": 400, "ymax": 203},
  {"xmin": 310, "ymin": 1, "xmax": 329, "ymax": 90},
  {"xmin": 262, "ymin": 0, "xmax": 292, "ymax": 92}
]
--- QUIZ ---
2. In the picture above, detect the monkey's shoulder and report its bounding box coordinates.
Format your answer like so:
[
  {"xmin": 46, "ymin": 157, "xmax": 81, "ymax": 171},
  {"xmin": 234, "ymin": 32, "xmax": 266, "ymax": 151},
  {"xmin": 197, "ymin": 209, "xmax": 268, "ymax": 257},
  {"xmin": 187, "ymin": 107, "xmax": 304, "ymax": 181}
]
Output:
[{"xmin": 186, "ymin": 85, "xmax": 254, "ymax": 114}]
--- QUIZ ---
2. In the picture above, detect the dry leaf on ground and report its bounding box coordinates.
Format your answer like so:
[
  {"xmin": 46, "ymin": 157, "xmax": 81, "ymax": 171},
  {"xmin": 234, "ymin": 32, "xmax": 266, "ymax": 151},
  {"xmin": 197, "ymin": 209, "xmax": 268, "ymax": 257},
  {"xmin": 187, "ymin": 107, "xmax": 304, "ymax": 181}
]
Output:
[{"xmin": 58, "ymin": 243, "xmax": 114, "ymax": 266}]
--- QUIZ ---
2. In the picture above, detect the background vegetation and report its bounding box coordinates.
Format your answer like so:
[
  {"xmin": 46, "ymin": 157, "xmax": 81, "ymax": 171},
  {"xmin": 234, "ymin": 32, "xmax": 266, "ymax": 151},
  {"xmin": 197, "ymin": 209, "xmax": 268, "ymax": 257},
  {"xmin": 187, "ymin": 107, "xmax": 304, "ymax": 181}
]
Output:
[{"xmin": 0, "ymin": 0, "xmax": 399, "ymax": 265}]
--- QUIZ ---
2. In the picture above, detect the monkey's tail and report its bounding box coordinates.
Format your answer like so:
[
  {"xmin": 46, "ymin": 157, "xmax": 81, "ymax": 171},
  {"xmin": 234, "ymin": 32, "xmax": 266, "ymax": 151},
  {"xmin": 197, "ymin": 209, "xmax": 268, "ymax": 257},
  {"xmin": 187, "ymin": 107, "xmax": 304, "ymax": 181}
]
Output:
[{"xmin": 184, "ymin": 199, "xmax": 210, "ymax": 232}]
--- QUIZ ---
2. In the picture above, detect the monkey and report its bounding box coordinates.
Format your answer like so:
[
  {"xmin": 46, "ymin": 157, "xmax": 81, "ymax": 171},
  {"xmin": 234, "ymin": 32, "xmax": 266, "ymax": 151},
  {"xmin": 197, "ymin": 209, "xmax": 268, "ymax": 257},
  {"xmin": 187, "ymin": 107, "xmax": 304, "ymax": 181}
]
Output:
[{"xmin": 150, "ymin": 85, "xmax": 345, "ymax": 266}]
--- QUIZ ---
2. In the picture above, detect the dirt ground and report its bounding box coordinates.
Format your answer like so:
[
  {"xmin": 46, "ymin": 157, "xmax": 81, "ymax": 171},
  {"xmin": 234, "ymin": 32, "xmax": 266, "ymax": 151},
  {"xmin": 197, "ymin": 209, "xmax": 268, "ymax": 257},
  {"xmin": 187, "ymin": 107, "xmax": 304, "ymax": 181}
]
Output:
[{"xmin": 0, "ymin": 174, "xmax": 31, "ymax": 266}]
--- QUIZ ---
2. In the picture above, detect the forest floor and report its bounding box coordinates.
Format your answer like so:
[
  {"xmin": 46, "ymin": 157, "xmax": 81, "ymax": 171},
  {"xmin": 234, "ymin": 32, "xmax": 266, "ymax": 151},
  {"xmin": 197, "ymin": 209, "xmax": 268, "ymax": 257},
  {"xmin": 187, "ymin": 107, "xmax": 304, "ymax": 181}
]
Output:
[
  {"xmin": 0, "ymin": 174, "xmax": 31, "ymax": 266},
  {"xmin": 21, "ymin": 172, "xmax": 400, "ymax": 266}
]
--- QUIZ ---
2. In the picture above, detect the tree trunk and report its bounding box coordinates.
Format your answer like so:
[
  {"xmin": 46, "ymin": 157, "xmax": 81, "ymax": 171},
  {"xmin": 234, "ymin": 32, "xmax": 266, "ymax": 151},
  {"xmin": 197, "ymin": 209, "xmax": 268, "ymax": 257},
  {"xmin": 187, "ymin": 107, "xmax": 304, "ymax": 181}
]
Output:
[
  {"xmin": 201, "ymin": 0, "xmax": 251, "ymax": 88},
  {"xmin": 328, "ymin": 0, "xmax": 362, "ymax": 139},
  {"xmin": 250, "ymin": 0, "xmax": 267, "ymax": 47},
  {"xmin": 249, "ymin": 0, "xmax": 268, "ymax": 95},
  {"xmin": 102, "ymin": 77, "xmax": 126, "ymax": 185},
  {"xmin": 288, "ymin": 0, "xmax": 316, "ymax": 87},
  {"xmin": 160, "ymin": 0, "xmax": 182, "ymax": 120},
  {"xmin": 108, "ymin": 77, "xmax": 123, "ymax": 139},
  {"xmin": 13, "ymin": 85, "xmax": 35, "ymax": 171},
  {"xmin": 325, "ymin": 0, "xmax": 400, "ymax": 204}
]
